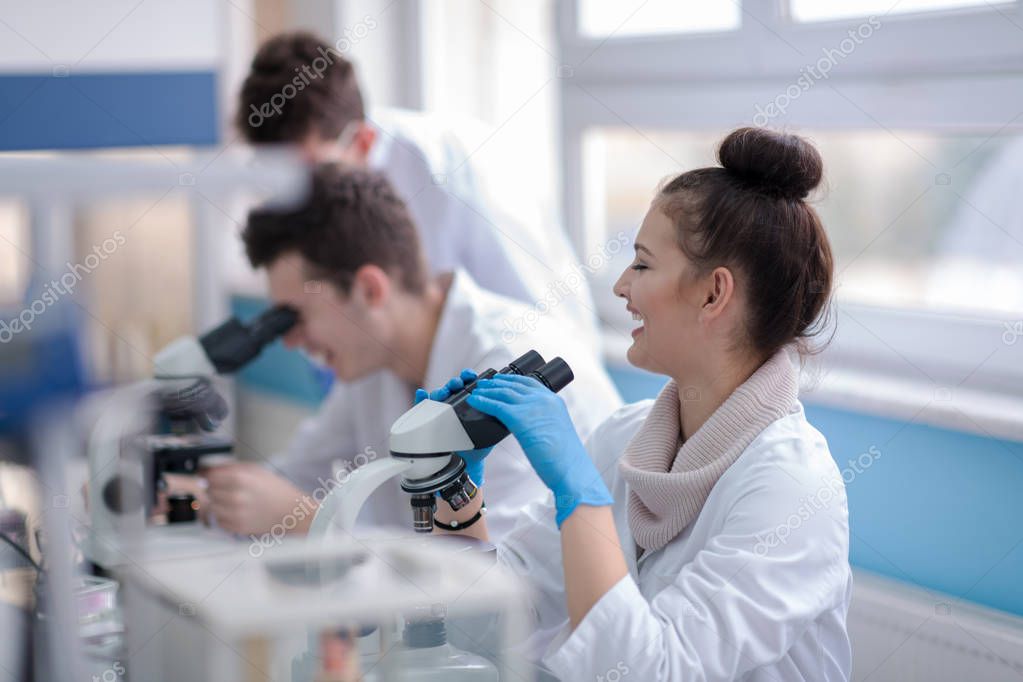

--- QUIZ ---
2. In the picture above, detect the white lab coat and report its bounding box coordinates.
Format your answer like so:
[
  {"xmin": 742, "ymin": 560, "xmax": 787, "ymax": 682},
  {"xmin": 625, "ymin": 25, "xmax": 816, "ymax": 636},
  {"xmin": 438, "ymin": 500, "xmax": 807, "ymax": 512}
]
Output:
[
  {"xmin": 367, "ymin": 108, "xmax": 601, "ymax": 348},
  {"xmin": 498, "ymin": 400, "xmax": 853, "ymax": 681},
  {"xmin": 270, "ymin": 269, "xmax": 622, "ymax": 541}
]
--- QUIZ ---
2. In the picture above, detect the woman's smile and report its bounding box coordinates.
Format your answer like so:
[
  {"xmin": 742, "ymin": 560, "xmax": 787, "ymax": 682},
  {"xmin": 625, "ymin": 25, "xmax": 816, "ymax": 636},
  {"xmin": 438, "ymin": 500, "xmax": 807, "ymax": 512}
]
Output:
[{"xmin": 628, "ymin": 308, "xmax": 645, "ymax": 337}]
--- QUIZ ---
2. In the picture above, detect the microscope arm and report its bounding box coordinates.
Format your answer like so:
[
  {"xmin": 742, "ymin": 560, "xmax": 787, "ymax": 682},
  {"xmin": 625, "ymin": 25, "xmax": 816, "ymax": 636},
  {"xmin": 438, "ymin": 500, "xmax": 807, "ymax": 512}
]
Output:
[
  {"xmin": 308, "ymin": 399, "xmax": 476, "ymax": 538},
  {"xmin": 307, "ymin": 457, "xmax": 415, "ymax": 538}
]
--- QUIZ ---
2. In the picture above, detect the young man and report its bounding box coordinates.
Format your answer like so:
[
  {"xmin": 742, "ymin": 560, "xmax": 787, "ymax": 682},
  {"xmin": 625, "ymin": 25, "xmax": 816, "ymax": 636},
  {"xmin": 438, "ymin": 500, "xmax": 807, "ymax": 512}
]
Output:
[
  {"xmin": 204, "ymin": 164, "xmax": 621, "ymax": 540},
  {"xmin": 237, "ymin": 31, "xmax": 600, "ymax": 348}
]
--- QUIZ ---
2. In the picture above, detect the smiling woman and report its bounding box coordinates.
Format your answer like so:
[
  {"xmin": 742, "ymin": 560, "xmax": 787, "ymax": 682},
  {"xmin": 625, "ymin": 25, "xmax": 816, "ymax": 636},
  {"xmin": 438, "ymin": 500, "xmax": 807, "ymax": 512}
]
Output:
[
  {"xmin": 428, "ymin": 127, "xmax": 851, "ymax": 681},
  {"xmin": 614, "ymin": 128, "xmax": 832, "ymax": 389}
]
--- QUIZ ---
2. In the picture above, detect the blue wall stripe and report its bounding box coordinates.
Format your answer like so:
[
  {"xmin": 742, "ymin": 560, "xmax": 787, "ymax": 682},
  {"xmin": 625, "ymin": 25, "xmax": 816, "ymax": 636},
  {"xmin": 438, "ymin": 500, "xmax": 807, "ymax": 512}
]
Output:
[
  {"xmin": 808, "ymin": 404, "xmax": 1023, "ymax": 618},
  {"xmin": 0, "ymin": 71, "xmax": 219, "ymax": 150}
]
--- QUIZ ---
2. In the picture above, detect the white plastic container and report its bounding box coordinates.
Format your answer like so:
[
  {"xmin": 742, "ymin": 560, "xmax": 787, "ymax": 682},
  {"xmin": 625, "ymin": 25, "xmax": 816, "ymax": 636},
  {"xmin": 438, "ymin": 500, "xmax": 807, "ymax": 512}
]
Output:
[{"xmin": 365, "ymin": 615, "xmax": 498, "ymax": 682}]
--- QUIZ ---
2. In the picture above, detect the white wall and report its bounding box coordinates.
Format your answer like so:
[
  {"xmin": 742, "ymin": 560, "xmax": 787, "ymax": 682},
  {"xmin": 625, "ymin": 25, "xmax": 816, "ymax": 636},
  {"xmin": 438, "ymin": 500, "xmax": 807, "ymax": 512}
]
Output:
[{"xmin": 0, "ymin": 0, "xmax": 220, "ymax": 73}]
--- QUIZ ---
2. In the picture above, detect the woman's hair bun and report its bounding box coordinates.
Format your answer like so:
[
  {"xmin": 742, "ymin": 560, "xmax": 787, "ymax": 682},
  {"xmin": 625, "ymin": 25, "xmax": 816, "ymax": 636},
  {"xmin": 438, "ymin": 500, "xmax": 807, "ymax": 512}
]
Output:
[{"xmin": 718, "ymin": 127, "xmax": 823, "ymax": 201}]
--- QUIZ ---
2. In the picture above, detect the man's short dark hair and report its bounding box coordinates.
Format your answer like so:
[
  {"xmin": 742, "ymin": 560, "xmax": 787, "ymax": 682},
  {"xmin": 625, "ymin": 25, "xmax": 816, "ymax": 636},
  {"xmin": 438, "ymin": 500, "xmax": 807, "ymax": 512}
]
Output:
[
  {"xmin": 237, "ymin": 31, "xmax": 365, "ymax": 144},
  {"xmin": 243, "ymin": 164, "xmax": 427, "ymax": 294}
]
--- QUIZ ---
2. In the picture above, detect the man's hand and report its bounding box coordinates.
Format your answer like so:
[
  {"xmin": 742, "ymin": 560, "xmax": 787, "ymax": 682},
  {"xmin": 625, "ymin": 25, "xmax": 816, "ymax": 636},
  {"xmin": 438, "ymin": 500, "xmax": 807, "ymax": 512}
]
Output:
[{"xmin": 203, "ymin": 462, "xmax": 317, "ymax": 536}]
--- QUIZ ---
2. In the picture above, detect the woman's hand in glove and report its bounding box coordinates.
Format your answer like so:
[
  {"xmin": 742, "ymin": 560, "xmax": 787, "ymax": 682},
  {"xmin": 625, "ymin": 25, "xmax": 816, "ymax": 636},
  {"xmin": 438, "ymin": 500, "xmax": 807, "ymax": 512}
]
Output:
[{"xmin": 466, "ymin": 373, "xmax": 613, "ymax": 527}]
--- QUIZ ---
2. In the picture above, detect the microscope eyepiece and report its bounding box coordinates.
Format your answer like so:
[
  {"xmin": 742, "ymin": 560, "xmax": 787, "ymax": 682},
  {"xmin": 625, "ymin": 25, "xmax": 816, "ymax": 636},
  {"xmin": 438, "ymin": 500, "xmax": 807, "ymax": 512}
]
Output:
[
  {"xmin": 529, "ymin": 357, "xmax": 574, "ymax": 393},
  {"xmin": 504, "ymin": 350, "xmax": 546, "ymax": 376},
  {"xmin": 199, "ymin": 305, "xmax": 298, "ymax": 374},
  {"xmin": 249, "ymin": 305, "xmax": 298, "ymax": 344}
]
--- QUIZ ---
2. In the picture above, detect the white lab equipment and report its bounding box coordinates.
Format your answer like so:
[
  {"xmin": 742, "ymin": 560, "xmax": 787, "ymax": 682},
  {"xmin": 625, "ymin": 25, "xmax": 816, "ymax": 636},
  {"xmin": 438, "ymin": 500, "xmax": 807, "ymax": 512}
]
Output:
[
  {"xmin": 82, "ymin": 382, "xmax": 241, "ymax": 569},
  {"xmin": 121, "ymin": 535, "xmax": 531, "ymax": 681},
  {"xmin": 371, "ymin": 606, "xmax": 499, "ymax": 682},
  {"xmin": 86, "ymin": 301, "xmax": 302, "ymax": 569},
  {"xmin": 278, "ymin": 351, "xmax": 569, "ymax": 681},
  {"xmin": 85, "ymin": 293, "xmax": 304, "ymax": 572},
  {"xmin": 0, "ymin": 150, "xmax": 306, "ymax": 680},
  {"xmin": 308, "ymin": 350, "xmax": 572, "ymax": 537}
]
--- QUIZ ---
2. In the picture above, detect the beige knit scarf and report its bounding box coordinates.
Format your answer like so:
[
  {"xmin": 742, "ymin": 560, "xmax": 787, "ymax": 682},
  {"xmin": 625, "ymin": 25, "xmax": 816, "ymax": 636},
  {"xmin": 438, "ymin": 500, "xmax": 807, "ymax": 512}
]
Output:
[{"xmin": 618, "ymin": 349, "xmax": 799, "ymax": 552}]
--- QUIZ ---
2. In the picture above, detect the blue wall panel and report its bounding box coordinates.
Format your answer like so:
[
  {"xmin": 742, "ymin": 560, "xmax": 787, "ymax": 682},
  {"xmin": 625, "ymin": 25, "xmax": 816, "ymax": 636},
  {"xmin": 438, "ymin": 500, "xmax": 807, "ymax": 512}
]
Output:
[
  {"xmin": 808, "ymin": 405, "xmax": 1023, "ymax": 617},
  {"xmin": 0, "ymin": 71, "xmax": 219, "ymax": 150}
]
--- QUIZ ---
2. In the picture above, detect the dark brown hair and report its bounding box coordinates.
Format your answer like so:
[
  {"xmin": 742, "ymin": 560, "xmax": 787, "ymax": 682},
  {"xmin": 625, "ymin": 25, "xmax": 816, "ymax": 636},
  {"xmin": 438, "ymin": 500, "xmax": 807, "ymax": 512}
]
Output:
[
  {"xmin": 237, "ymin": 31, "xmax": 365, "ymax": 144},
  {"xmin": 243, "ymin": 164, "xmax": 427, "ymax": 294},
  {"xmin": 655, "ymin": 127, "xmax": 833, "ymax": 358}
]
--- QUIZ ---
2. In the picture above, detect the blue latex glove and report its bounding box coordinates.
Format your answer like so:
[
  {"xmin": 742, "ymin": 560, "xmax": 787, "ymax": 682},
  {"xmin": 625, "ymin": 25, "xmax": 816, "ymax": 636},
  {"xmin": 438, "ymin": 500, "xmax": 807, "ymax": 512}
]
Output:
[
  {"xmin": 466, "ymin": 373, "xmax": 613, "ymax": 528},
  {"xmin": 414, "ymin": 368, "xmax": 491, "ymax": 487}
]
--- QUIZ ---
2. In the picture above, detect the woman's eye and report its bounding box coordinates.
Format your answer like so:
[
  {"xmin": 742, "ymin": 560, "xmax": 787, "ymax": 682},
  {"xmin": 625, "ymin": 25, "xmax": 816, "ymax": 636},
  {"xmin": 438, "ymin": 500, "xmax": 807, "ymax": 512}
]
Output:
[{"xmin": 631, "ymin": 263, "xmax": 648, "ymax": 271}]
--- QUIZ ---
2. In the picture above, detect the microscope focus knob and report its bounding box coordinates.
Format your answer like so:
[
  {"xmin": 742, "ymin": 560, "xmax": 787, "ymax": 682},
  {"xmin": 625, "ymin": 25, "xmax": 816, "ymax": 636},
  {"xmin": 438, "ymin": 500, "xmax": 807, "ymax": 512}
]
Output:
[{"xmin": 101, "ymin": 475, "xmax": 145, "ymax": 514}]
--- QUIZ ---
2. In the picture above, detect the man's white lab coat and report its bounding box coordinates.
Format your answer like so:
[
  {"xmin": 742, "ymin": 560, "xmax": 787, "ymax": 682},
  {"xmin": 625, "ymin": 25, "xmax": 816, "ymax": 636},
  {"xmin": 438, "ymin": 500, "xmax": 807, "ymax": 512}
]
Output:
[
  {"xmin": 270, "ymin": 270, "xmax": 622, "ymax": 540},
  {"xmin": 498, "ymin": 400, "xmax": 853, "ymax": 681},
  {"xmin": 367, "ymin": 108, "xmax": 601, "ymax": 348}
]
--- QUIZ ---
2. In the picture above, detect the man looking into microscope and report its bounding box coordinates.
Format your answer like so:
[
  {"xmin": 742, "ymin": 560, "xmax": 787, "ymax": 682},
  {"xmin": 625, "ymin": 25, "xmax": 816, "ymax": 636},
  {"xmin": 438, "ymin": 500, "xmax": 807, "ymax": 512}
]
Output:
[{"xmin": 202, "ymin": 164, "xmax": 621, "ymax": 540}]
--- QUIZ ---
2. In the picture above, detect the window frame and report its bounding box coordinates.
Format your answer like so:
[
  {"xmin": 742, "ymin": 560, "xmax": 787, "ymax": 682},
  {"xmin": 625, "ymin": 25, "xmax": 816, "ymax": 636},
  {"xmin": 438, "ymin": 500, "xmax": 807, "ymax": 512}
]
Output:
[{"xmin": 554, "ymin": 0, "xmax": 1023, "ymax": 404}]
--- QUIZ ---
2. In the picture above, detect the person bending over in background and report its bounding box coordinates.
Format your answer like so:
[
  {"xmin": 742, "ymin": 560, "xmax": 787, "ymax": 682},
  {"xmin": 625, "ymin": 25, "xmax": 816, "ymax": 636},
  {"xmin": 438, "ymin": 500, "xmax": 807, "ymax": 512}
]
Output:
[{"xmin": 237, "ymin": 31, "xmax": 600, "ymax": 348}]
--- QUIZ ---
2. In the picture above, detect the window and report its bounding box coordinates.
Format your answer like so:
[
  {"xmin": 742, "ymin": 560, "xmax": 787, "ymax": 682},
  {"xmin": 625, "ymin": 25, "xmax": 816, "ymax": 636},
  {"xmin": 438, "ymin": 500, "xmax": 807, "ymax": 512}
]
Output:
[
  {"xmin": 0, "ymin": 148, "xmax": 198, "ymax": 382},
  {"xmin": 789, "ymin": 0, "xmax": 1004, "ymax": 23},
  {"xmin": 420, "ymin": 0, "xmax": 559, "ymax": 233},
  {"xmin": 74, "ymin": 188, "xmax": 194, "ymax": 382},
  {"xmin": 584, "ymin": 128, "xmax": 1023, "ymax": 325},
  {"xmin": 0, "ymin": 201, "xmax": 29, "ymax": 305},
  {"xmin": 577, "ymin": 1, "xmax": 739, "ymax": 38},
  {"xmin": 556, "ymin": 0, "xmax": 1023, "ymax": 393}
]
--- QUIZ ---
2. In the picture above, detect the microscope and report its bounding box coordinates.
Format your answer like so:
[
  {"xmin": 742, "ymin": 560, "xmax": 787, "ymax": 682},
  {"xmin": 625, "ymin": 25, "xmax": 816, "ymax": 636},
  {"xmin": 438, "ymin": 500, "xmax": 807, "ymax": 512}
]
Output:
[
  {"xmin": 86, "ymin": 305, "xmax": 297, "ymax": 568},
  {"xmin": 309, "ymin": 350, "xmax": 573, "ymax": 537},
  {"xmin": 295, "ymin": 350, "xmax": 571, "ymax": 681},
  {"xmin": 147, "ymin": 304, "xmax": 298, "ymax": 496}
]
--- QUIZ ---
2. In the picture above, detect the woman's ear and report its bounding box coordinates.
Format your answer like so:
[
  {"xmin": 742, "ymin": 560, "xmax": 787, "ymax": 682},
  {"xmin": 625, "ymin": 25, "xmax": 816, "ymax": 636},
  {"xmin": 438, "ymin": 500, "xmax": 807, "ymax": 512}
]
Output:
[
  {"xmin": 699, "ymin": 266, "xmax": 735, "ymax": 321},
  {"xmin": 351, "ymin": 264, "xmax": 392, "ymax": 308}
]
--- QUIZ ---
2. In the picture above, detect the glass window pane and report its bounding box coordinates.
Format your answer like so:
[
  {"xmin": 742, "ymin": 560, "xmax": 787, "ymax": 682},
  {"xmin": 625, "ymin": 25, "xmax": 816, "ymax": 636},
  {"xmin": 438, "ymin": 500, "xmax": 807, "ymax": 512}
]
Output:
[
  {"xmin": 790, "ymin": 0, "xmax": 998, "ymax": 23},
  {"xmin": 0, "ymin": 201, "xmax": 29, "ymax": 306},
  {"xmin": 75, "ymin": 191, "xmax": 193, "ymax": 382},
  {"xmin": 578, "ymin": 0, "xmax": 740, "ymax": 38},
  {"xmin": 583, "ymin": 128, "xmax": 1023, "ymax": 321}
]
